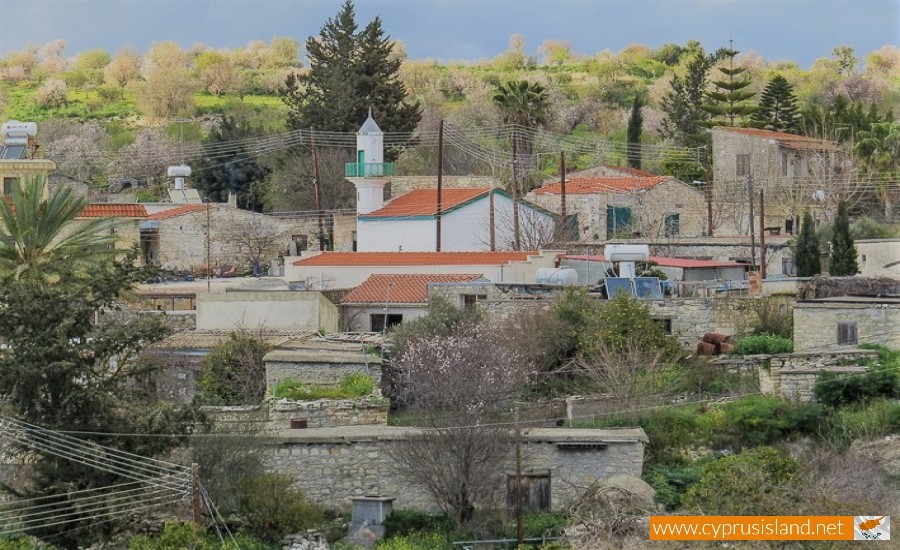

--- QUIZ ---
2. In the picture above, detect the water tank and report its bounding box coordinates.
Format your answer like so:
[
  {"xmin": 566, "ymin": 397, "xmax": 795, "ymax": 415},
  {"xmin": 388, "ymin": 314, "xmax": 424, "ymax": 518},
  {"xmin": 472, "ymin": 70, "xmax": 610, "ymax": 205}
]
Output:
[
  {"xmin": 1, "ymin": 121, "xmax": 38, "ymax": 145},
  {"xmin": 605, "ymin": 244, "xmax": 650, "ymax": 262},
  {"xmin": 167, "ymin": 165, "xmax": 192, "ymax": 178},
  {"xmin": 536, "ymin": 267, "xmax": 579, "ymax": 285}
]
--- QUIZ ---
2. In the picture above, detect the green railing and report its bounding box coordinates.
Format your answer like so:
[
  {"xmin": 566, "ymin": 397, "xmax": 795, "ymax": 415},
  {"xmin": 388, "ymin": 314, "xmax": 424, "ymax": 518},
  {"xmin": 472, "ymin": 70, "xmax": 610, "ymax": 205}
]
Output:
[{"xmin": 344, "ymin": 162, "xmax": 395, "ymax": 178}]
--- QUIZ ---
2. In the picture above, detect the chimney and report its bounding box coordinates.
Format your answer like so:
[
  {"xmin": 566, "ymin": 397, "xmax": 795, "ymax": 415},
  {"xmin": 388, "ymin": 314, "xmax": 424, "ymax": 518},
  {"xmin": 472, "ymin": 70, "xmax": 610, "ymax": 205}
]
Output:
[{"xmin": 228, "ymin": 191, "xmax": 237, "ymax": 208}]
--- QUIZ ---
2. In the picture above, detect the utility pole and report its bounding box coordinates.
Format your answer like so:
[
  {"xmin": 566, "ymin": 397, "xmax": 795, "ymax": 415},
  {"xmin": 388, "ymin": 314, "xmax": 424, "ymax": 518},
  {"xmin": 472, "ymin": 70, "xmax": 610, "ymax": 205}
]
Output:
[
  {"xmin": 759, "ymin": 189, "xmax": 766, "ymax": 279},
  {"xmin": 191, "ymin": 463, "xmax": 201, "ymax": 526},
  {"xmin": 436, "ymin": 120, "xmax": 444, "ymax": 252},
  {"xmin": 205, "ymin": 204, "xmax": 211, "ymax": 292},
  {"xmin": 511, "ymin": 138, "xmax": 521, "ymax": 251},
  {"xmin": 702, "ymin": 146, "xmax": 714, "ymax": 237},
  {"xmin": 560, "ymin": 151, "xmax": 567, "ymax": 241},
  {"xmin": 489, "ymin": 188, "xmax": 496, "ymax": 251},
  {"xmin": 748, "ymin": 175, "xmax": 756, "ymax": 271},
  {"xmin": 312, "ymin": 130, "xmax": 325, "ymax": 251},
  {"xmin": 514, "ymin": 408, "xmax": 524, "ymax": 547}
]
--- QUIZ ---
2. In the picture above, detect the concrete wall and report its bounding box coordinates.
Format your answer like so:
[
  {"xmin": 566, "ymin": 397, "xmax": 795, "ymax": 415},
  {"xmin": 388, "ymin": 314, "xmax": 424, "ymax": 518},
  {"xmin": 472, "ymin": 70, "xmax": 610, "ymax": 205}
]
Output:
[
  {"xmin": 857, "ymin": 239, "xmax": 900, "ymax": 279},
  {"xmin": 283, "ymin": 250, "xmax": 562, "ymax": 290},
  {"xmin": 263, "ymin": 427, "xmax": 647, "ymax": 512},
  {"xmin": 793, "ymin": 300, "xmax": 900, "ymax": 352},
  {"xmin": 196, "ymin": 291, "xmax": 338, "ymax": 332}
]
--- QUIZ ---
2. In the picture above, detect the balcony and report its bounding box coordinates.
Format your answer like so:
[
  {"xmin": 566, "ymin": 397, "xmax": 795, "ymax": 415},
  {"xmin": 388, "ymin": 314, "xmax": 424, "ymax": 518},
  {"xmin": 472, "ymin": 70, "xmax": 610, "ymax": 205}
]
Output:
[{"xmin": 344, "ymin": 162, "xmax": 394, "ymax": 178}]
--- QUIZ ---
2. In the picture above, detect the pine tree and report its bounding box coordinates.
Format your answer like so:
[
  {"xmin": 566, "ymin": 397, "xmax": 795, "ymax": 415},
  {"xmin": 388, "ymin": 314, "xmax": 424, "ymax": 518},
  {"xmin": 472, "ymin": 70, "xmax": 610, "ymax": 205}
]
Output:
[
  {"xmin": 702, "ymin": 46, "xmax": 758, "ymax": 127},
  {"xmin": 752, "ymin": 75, "xmax": 801, "ymax": 132},
  {"xmin": 794, "ymin": 210, "xmax": 821, "ymax": 277},
  {"xmin": 661, "ymin": 52, "xmax": 711, "ymax": 146},
  {"xmin": 829, "ymin": 200, "xmax": 859, "ymax": 276},
  {"xmin": 281, "ymin": 1, "xmax": 421, "ymax": 136},
  {"xmin": 626, "ymin": 95, "xmax": 644, "ymax": 169},
  {"xmin": 193, "ymin": 116, "xmax": 270, "ymax": 211}
]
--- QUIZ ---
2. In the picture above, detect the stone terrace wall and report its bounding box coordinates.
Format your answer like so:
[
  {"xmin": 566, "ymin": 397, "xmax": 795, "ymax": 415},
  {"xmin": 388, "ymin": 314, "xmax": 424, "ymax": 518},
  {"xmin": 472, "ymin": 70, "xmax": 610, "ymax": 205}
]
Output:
[
  {"xmin": 204, "ymin": 398, "xmax": 389, "ymax": 431},
  {"xmin": 716, "ymin": 349, "xmax": 877, "ymax": 402}
]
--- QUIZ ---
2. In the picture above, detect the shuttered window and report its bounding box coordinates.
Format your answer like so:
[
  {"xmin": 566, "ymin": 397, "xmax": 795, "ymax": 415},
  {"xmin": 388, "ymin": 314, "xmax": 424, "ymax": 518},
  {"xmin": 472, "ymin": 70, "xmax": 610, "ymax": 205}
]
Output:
[
  {"xmin": 837, "ymin": 322, "xmax": 858, "ymax": 346},
  {"xmin": 507, "ymin": 471, "xmax": 550, "ymax": 513}
]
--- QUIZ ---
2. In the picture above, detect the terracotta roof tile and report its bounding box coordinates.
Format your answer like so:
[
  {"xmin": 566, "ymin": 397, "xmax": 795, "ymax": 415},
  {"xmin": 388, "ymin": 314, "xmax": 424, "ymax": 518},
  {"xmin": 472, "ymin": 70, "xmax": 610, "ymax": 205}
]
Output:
[
  {"xmin": 293, "ymin": 251, "xmax": 538, "ymax": 267},
  {"xmin": 716, "ymin": 127, "xmax": 842, "ymax": 151},
  {"xmin": 79, "ymin": 204, "xmax": 148, "ymax": 217},
  {"xmin": 361, "ymin": 188, "xmax": 490, "ymax": 218},
  {"xmin": 342, "ymin": 273, "xmax": 483, "ymax": 304},
  {"xmin": 145, "ymin": 204, "xmax": 208, "ymax": 220},
  {"xmin": 535, "ymin": 176, "xmax": 670, "ymax": 195}
]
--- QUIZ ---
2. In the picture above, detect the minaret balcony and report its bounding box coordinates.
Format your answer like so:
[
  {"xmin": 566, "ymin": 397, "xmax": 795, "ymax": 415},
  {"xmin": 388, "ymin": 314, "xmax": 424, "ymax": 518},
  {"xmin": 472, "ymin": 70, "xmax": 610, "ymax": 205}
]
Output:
[{"xmin": 345, "ymin": 162, "xmax": 394, "ymax": 178}]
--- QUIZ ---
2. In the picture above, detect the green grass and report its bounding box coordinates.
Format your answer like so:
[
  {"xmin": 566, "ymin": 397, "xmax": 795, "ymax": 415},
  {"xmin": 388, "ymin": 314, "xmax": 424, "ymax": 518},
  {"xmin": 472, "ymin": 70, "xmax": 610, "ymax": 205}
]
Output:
[{"xmin": 273, "ymin": 373, "xmax": 376, "ymax": 401}]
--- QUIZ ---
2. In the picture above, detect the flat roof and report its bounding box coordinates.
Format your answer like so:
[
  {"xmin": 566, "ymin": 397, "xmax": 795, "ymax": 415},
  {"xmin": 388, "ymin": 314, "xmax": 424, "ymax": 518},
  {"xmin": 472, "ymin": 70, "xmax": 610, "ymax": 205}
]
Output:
[{"xmin": 265, "ymin": 425, "xmax": 647, "ymax": 443}]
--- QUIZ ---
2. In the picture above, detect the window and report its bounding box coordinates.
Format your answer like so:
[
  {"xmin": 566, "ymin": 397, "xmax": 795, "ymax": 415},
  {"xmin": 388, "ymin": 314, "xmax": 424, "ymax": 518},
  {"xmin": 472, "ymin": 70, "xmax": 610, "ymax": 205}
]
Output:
[
  {"xmin": 653, "ymin": 318, "xmax": 673, "ymax": 334},
  {"xmin": 292, "ymin": 234, "xmax": 308, "ymax": 253},
  {"xmin": 370, "ymin": 313, "xmax": 403, "ymax": 333},
  {"xmin": 664, "ymin": 213, "xmax": 680, "ymax": 237},
  {"xmin": 782, "ymin": 153, "xmax": 789, "ymax": 176},
  {"xmin": 606, "ymin": 205, "xmax": 632, "ymax": 238},
  {"xmin": 837, "ymin": 322, "xmax": 858, "ymax": 346},
  {"xmin": 782, "ymin": 257, "xmax": 796, "ymax": 277},
  {"xmin": 3, "ymin": 177, "xmax": 18, "ymax": 196},
  {"xmin": 736, "ymin": 154, "xmax": 750, "ymax": 177},
  {"xmin": 462, "ymin": 294, "xmax": 487, "ymax": 308},
  {"xmin": 785, "ymin": 218, "xmax": 794, "ymax": 235},
  {"xmin": 352, "ymin": 231, "xmax": 358, "ymax": 252}
]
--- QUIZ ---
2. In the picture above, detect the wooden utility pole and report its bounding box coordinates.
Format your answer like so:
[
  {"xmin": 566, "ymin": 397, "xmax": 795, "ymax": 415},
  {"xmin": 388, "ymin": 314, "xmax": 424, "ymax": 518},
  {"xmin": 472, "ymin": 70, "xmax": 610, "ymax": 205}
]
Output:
[
  {"xmin": 489, "ymin": 189, "xmax": 496, "ymax": 251},
  {"xmin": 703, "ymin": 146, "xmax": 714, "ymax": 237},
  {"xmin": 191, "ymin": 463, "xmax": 201, "ymax": 526},
  {"xmin": 759, "ymin": 189, "xmax": 766, "ymax": 279},
  {"xmin": 312, "ymin": 131, "xmax": 325, "ymax": 251},
  {"xmin": 436, "ymin": 120, "xmax": 444, "ymax": 252},
  {"xmin": 748, "ymin": 175, "xmax": 756, "ymax": 270},
  {"xmin": 511, "ymin": 138, "xmax": 521, "ymax": 251},
  {"xmin": 514, "ymin": 409, "xmax": 524, "ymax": 546},
  {"xmin": 205, "ymin": 205, "xmax": 211, "ymax": 292},
  {"xmin": 560, "ymin": 151, "xmax": 567, "ymax": 241}
]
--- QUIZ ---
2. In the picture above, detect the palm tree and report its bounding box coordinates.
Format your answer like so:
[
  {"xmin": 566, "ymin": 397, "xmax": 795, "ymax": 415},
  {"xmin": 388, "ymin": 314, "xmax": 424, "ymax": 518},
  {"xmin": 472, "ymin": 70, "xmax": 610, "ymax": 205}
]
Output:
[
  {"xmin": 0, "ymin": 177, "xmax": 118, "ymax": 277},
  {"xmin": 855, "ymin": 122, "xmax": 900, "ymax": 220}
]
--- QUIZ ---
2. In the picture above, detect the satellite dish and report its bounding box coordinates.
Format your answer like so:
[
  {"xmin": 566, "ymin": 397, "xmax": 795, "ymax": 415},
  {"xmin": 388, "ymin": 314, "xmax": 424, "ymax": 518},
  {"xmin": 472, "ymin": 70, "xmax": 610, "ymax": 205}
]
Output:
[{"xmin": 813, "ymin": 189, "xmax": 826, "ymax": 202}]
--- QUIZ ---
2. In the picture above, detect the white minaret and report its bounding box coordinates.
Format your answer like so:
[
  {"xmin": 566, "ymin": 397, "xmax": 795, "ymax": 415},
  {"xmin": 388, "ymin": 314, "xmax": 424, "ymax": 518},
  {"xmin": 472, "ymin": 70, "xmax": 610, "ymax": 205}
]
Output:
[{"xmin": 348, "ymin": 109, "xmax": 390, "ymax": 215}]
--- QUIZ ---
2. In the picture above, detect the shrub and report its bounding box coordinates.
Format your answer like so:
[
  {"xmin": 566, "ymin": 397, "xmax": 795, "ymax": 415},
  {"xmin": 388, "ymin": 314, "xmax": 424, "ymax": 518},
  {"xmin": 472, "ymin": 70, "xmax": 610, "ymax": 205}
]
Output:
[
  {"xmin": 748, "ymin": 297, "xmax": 793, "ymax": 338},
  {"xmin": 521, "ymin": 511, "xmax": 568, "ymax": 538},
  {"xmin": 643, "ymin": 461, "xmax": 707, "ymax": 511},
  {"xmin": 683, "ymin": 447, "xmax": 801, "ymax": 515},
  {"xmin": 237, "ymin": 474, "xmax": 324, "ymax": 543},
  {"xmin": 199, "ymin": 331, "xmax": 272, "ymax": 405},
  {"xmin": 340, "ymin": 372, "xmax": 375, "ymax": 396},
  {"xmin": 127, "ymin": 521, "xmax": 273, "ymax": 549},
  {"xmin": 819, "ymin": 399, "xmax": 900, "ymax": 448},
  {"xmin": 274, "ymin": 373, "xmax": 376, "ymax": 400},
  {"xmin": 732, "ymin": 334, "xmax": 793, "ymax": 355},
  {"xmin": 383, "ymin": 509, "xmax": 451, "ymax": 539},
  {"xmin": 35, "ymin": 78, "xmax": 68, "ymax": 108},
  {"xmin": 375, "ymin": 532, "xmax": 451, "ymax": 550},
  {"xmin": 813, "ymin": 368, "xmax": 899, "ymax": 407},
  {"xmin": 716, "ymin": 395, "xmax": 822, "ymax": 448}
]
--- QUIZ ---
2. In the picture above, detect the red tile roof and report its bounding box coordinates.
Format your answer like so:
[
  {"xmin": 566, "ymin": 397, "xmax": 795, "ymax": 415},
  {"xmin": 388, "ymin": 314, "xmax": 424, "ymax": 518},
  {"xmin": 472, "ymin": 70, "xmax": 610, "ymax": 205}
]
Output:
[
  {"xmin": 361, "ymin": 188, "xmax": 490, "ymax": 218},
  {"xmin": 342, "ymin": 273, "xmax": 483, "ymax": 304},
  {"xmin": 716, "ymin": 127, "xmax": 842, "ymax": 152},
  {"xmin": 293, "ymin": 251, "xmax": 538, "ymax": 267},
  {"xmin": 535, "ymin": 176, "xmax": 670, "ymax": 195},
  {"xmin": 144, "ymin": 204, "xmax": 208, "ymax": 220},
  {"xmin": 79, "ymin": 204, "xmax": 148, "ymax": 218},
  {"xmin": 563, "ymin": 255, "xmax": 747, "ymax": 269}
]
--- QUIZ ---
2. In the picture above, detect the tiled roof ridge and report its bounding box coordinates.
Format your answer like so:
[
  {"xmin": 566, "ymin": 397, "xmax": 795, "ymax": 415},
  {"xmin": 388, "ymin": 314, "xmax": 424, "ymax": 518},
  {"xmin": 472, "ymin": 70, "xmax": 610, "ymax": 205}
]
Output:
[
  {"xmin": 362, "ymin": 187, "xmax": 492, "ymax": 218},
  {"xmin": 534, "ymin": 176, "xmax": 670, "ymax": 194},
  {"xmin": 144, "ymin": 204, "xmax": 209, "ymax": 220}
]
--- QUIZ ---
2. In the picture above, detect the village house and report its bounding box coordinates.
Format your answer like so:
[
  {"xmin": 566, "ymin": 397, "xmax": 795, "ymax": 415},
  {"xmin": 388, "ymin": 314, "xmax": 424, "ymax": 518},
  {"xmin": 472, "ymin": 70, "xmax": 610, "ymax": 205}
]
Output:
[
  {"xmin": 526, "ymin": 175, "xmax": 709, "ymax": 241},
  {"xmin": 793, "ymin": 295, "xmax": 900, "ymax": 352},
  {"xmin": 711, "ymin": 127, "xmax": 847, "ymax": 235},
  {"xmin": 284, "ymin": 250, "xmax": 562, "ymax": 290},
  {"xmin": 856, "ymin": 238, "xmax": 900, "ymax": 279},
  {"xmin": 340, "ymin": 273, "xmax": 486, "ymax": 332}
]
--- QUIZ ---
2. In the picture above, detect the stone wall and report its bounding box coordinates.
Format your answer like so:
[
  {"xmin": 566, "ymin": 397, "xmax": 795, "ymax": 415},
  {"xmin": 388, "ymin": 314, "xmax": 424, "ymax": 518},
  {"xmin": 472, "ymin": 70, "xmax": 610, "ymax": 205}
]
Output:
[
  {"xmin": 388, "ymin": 176, "xmax": 495, "ymax": 198},
  {"xmin": 264, "ymin": 349, "xmax": 382, "ymax": 391},
  {"xmin": 793, "ymin": 299, "xmax": 900, "ymax": 352},
  {"xmin": 204, "ymin": 398, "xmax": 389, "ymax": 431},
  {"xmin": 715, "ymin": 349, "xmax": 877, "ymax": 402},
  {"xmin": 262, "ymin": 427, "xmax": 647, "ymax": 512}
]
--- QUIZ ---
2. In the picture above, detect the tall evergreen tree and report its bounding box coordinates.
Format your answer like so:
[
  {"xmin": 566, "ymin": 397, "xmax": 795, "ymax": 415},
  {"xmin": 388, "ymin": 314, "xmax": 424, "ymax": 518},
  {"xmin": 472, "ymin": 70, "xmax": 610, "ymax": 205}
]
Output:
[
  {"xmin": 702, "ymin": 46, "xmax": 758, "ymax": 127},
  {"xmin": 794, "ymin": 210, "xmax": 821, "ymax": 277},
  {"xmin": 661, "ymin": 52, "xmax": 711, "ymax": 146},
  {"xmin": 829, "ymin": 200, "xmax": 859, "ymax": 276},
  {"xmin": 281, "ymin": 1, "xmax": 421, "ymax": 137},
  {"xmin": 752, "ymin": 75, "xmax": 801, "ymax": 132},
  {"xmin": 626, "ymin": 95, "xmax": 644, "ymax": 169},
  {"xmin": 193, "ymin": 116, "xmax": 270, "ymax": 212}
]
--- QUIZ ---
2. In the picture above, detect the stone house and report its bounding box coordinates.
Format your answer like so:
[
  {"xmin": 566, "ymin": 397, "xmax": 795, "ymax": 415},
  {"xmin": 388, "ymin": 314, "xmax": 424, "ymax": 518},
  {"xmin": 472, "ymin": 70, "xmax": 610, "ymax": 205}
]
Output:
[
  {"xmin": 793, "ymin": 296, "xmax": 900, "ymax": 352},
  {"xmin": 284, "ymin": 250, "xmax": 563, "ymax": 290},
  {"xmin": 711, "ymin": 127, "xmax": 847, "ymax": 235},
  {"xmin": 526, "ymin": 176, "xmax": 709, "ymax": 241},
  {"xmin": 340, "ymin": 273, "xmax": 485, "ymax": 332},
  {"xmin": 856, "ymin": 239, "xmax": 900, "ymax": 279}
]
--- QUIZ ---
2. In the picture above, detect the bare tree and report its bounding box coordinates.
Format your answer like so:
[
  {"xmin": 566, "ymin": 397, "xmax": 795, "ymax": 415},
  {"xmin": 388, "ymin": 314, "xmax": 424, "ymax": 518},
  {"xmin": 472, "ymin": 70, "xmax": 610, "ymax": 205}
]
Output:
[
  {"xmin": 387, "ymin": 324, "xmax": 535, "ymax": 524},
  {"xmin": 227, "ymin": 211, "xmax": 286, "ymax": 274}
]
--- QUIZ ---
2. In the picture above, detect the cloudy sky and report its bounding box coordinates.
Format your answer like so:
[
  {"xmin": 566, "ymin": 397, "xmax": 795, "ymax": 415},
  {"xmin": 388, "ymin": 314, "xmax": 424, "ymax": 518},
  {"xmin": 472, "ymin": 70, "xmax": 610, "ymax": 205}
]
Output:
[{"xmin": 2, "ymin": 0, "xmax": 897, "ymax": 67}]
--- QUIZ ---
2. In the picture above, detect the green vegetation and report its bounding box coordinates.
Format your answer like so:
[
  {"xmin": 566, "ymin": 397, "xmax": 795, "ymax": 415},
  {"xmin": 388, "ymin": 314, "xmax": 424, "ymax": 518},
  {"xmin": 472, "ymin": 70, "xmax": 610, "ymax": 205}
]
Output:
[
  {"xmin": 829, "ymin": 200, "xmax": 860, "ymax": 276},
  {"xmin": 236, "ymin": 474, "xmax": 325, "ymax": 543},
  {"xmin": 273, "ymin": 372, "xmax": 375, "ymax": 400},
  {"xmin": 199, "ymin": 331, "xmax": 273, "ymax": 405},
  {"xmin": 732, "ymin": 334, "xmax": 794, "ymax": 355},
  {"xmin": 794, "ymin": 210, "xmax": 822, "ymax": 277},
  {"xmin": 813, "ymin": 344, "xmax": 900, "ymax": 406},
  {"xmin": 127, "ymin": 522, "xmax": 275, "ymax": 549}
]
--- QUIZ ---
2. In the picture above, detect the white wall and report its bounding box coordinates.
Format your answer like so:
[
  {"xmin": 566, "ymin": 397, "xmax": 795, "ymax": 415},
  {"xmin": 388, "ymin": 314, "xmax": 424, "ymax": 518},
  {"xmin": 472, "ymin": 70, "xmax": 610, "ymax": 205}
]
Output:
[
  {"xmin": 196, "ymin": 291, "xmax": 338, "ymax": 332},
  {"xmin": 857, "ymin": 239, "xmax": 900, "ymax": 279},
  {"xmin": 357, "ymin": 218, "xmax": 435, "ymax": 252}
]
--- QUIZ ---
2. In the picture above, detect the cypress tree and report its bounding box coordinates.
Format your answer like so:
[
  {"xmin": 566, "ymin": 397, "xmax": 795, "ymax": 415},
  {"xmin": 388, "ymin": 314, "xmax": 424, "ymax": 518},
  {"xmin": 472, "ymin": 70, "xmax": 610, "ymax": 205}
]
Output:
[
  {"xmin": 702, "ymin": 46, "xmax": 759, "ymax": 127},
  {"xmin": 829, "ymin": 200, "xmax": 859, "ymax": 276},
  {"xmin": 626, "ymin": 95, "xmax": 644, "ymax": 169},
  {"xmin": 281, "ymin": 1, "xmax": 421, "ymax": 136},
  {"xmin": 794, "ymin": 210, "xmax": 821, "ymax": 277},
  {"xmin": 661, "ymin": 52, "xmax": 712, "ymax": 145},
  {"xmin": 752, "ymin": 75, "xmax": 801, "ymax": 132}
]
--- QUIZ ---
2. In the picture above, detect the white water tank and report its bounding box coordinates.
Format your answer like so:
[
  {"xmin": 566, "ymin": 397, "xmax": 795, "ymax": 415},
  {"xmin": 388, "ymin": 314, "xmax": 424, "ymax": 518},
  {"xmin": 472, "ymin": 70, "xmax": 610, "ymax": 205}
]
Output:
[
  {"xmin": 604, "ymin": 244, "xmax": 650, "ymax": 262},
  {"xmin": 1, "ymin": 121, "xmax": 38, "ymax": 145},
  {"xmin": 167, "ymin": 165, "xmax": 192, "ymax": 191},
  {"xmin": 536, "ymin": 267, "xmax": 579, "ymax": 285}
]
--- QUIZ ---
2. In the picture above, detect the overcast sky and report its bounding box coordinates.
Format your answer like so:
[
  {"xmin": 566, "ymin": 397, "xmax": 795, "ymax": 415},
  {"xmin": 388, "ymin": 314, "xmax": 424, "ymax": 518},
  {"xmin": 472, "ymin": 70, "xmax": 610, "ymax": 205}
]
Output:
[{"xmin": 3, "ymin": 0, "xmax": 898, "ymax": 67}]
